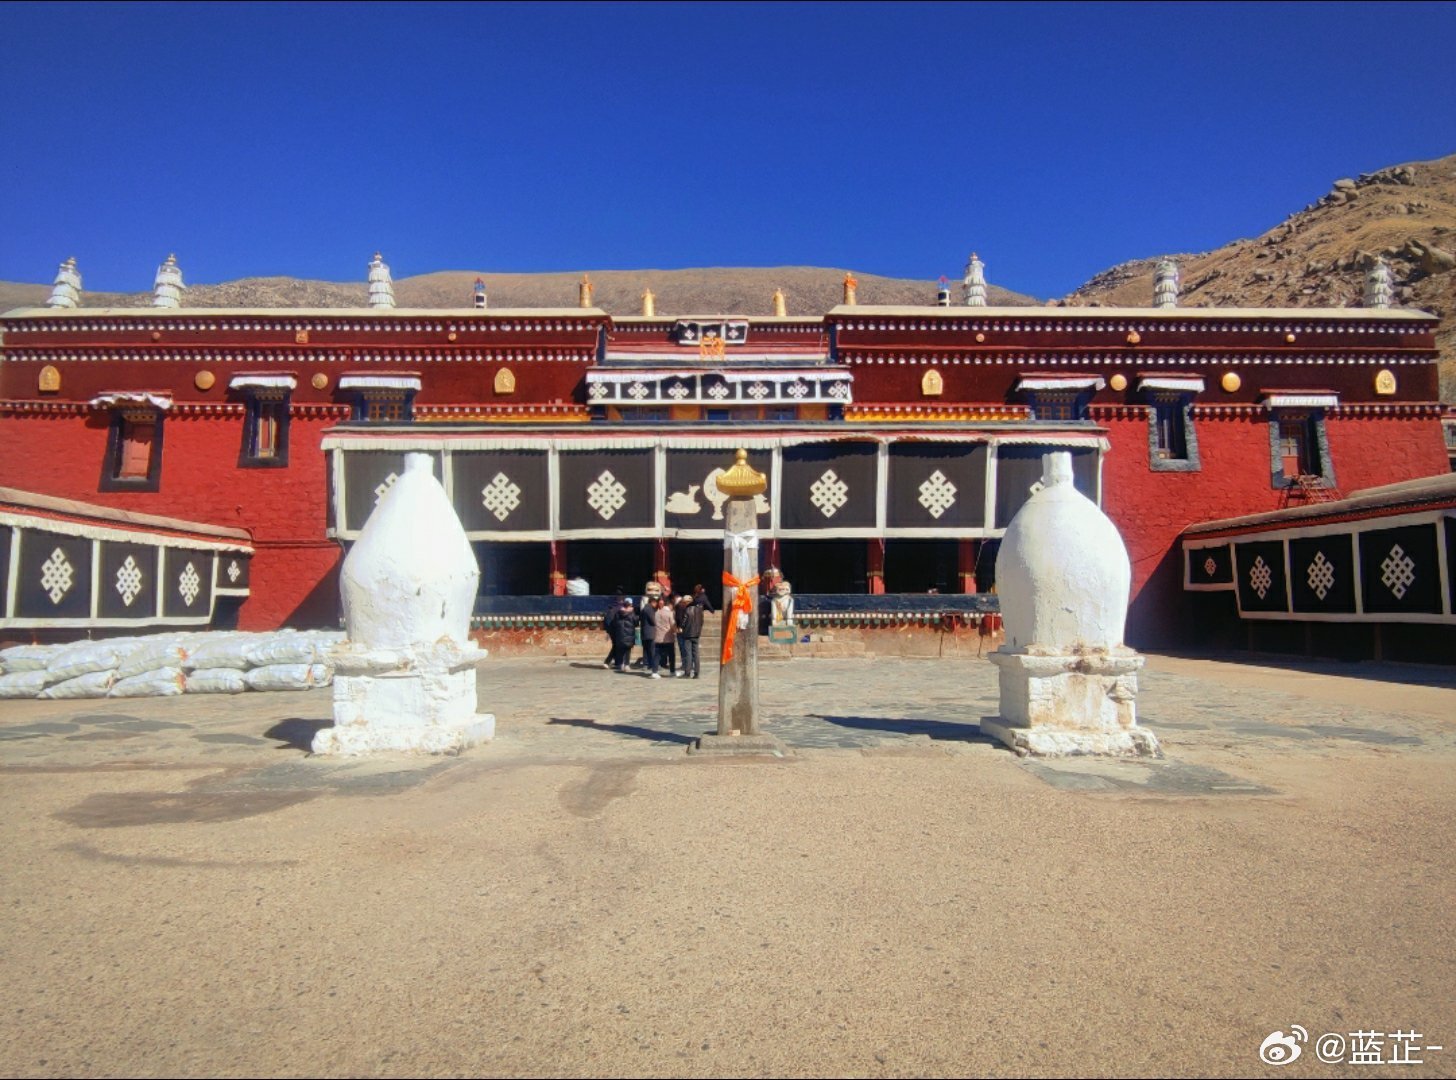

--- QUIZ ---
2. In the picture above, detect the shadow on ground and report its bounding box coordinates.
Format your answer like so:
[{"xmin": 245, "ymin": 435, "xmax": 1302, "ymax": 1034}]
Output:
[
  {"xmin": 548, "ymin": 717, "xmax": 697, "ymax": 745},
  {"xmin": 264, "ymin": 718, "xmax": 330, "ymax": 752},
  {"xmin": 810, "ymin": 714, "xmax": 995, "ymax": 744}
]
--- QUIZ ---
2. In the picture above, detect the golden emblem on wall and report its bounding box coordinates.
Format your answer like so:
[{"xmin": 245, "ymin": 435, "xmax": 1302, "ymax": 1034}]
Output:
[
  {"xmin": 699, "ymin": 333, "xmax": 726, "ymax": 361},
  {"xmin": 1374, "ymin": 368, "xmax": 1397, "ymax": 396},
  {"xmin": 494, "ymin": 367, "xmax": 517, "ymax": 395},
  {"xmin": 38, "ymin": 365, "xmax": 61, "ymax": 393},
  {"xmin": 921, "ymin": 369, "xmax": 944, "ymax": 397},
  {"xmin": 1109, "ymin": 373, "xmax": 1128, "ymax": 392},
  {"xmin": 1220, "ymin": 371, "xmax": 1242, "ymax": 393},
  {"xmin": 194, "ymin": 370, "xmax": 216, "ymax": 391},
  {"xmin": 311, "ymin": 373, "xmax": 329, "ymax": 390},
  {"xmin": 295, "ymin": 330, "xmax": 310, "ymax": 345}
]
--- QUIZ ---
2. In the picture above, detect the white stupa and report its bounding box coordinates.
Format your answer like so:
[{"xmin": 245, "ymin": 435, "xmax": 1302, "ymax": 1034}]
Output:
[
  {"xmin": 368, "ymin": 252, "xmax": 396, "ymax": 310},
  {"xmin": 1365, "ymin": 258, "xmax": 1394, "ymax": 309},
  {"xmin": 1153, "ymin": 258, "xmax": 1180, "ymax": 309},
  {"xmin": 963, "ymin": 253, "xmax": 987, "ymax": 307},
  {"xmin": 313, "ymin": 453, "xmax": 494, "ymax": 755},
  {"xmin": 152, "ymin": 254, "xmax": 184, "ymax": 308},
  {"xmin": 983, "ymin": 452, "xmax": 1160, "ymax": 757},
  {"xmin": 47, "ymin": 257, "xmax": 82, "ymax": 308}
]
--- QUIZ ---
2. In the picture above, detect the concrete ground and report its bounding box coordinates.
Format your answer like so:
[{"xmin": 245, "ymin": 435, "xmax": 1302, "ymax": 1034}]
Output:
[{"xmin": 1, "ymin": 652, "xmax": 1453, "ymax": 1078}]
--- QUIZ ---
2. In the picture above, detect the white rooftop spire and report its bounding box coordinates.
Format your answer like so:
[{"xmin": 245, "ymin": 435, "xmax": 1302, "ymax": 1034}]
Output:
[
  {"xmin": 368, "ymin": 252, "xmax": 396, "ymax": 310},
  {"xmin": 1153, "ymin": 258, "xmax": 1180, "ymax": 309},
  {"xmin": 46, "ymin": 257, "xmax": 82, "ymax": 308},
  {"xmin": 151, "ymin": 253, "xmax": 184, "ymax": 308},
  {"xmin": 1364, "ymin": 257, "xmax": 1393, "ymax": 309},
  {"xmin": 963, "ymin": 253, "xmax": 987, "ymax": 307}
]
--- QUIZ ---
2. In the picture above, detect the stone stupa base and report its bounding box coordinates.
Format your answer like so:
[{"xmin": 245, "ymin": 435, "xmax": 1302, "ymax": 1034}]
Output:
[
  {"xmin": 985, "ymin": 647, "xmax": 1161, "ymax": 758},
  {"xmin": 689, "ymin": 733, "xmax": 791, "ymax": 757},
  {"xmin": 311, "ymin": 647, "xmax": 494, "ymax": 756}
]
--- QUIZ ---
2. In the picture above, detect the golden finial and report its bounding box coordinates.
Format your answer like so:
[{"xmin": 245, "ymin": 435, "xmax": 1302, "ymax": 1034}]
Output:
[
  {"xmin": 842, "ymin": 271, "xmax": 858, "ymax": 305},
  {"xmin": 641, "ymin": 288, "xmax": 656, "ymax": 317},
  {"xmin": 716, "ymin": 448, "xmax": 767, "ymax": 497},
  {"xmin": 772, "ymin": 287, "xmax": 787, "ymax": 317}
]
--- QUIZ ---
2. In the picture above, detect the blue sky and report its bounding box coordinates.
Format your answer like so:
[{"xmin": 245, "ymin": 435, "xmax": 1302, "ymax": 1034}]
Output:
[{"xmin": 2, "ymin": 1, "xmax": 1453, "ymax": 299}]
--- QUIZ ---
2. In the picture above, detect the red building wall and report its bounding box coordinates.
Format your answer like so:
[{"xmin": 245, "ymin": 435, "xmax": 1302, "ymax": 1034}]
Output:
[
  {"xmin": 0, "ymin": 409, "xmax": 341, "ymax": 630},
  {"xmin": 1101, "ymin": 410, "xmax": 1449, "ymax": 645}
]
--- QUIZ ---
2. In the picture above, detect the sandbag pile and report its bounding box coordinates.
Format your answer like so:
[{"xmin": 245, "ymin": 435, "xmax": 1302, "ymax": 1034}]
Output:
[{"xmin": 0, "ymin": 630, "xmax": 344, "ymax": 699}]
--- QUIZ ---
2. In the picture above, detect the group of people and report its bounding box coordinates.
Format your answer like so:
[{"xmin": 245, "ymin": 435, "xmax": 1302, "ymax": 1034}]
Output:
[{"xmin": 602, "ymin": 582, "xmax": 714, "ymax": 679}]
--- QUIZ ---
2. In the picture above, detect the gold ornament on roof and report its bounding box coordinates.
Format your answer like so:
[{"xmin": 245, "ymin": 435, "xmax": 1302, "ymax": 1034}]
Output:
[
  {"xmin": 716, "ymin": 448, "xmax": 767, "ymax": 497},
  {"xmin": 699, "ymin": 332, "xmax": 726, "ymax": 361}
]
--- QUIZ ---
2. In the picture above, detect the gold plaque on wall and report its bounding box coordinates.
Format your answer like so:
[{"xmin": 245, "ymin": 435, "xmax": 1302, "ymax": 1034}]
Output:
[
  {"xmin": 494, "ymin": 367, "xmax": 517, "ymax": 395},
  {"xmin": 194, "ymin": 370, "xmax": 216, "ymax": 391},
  {"xmin": 1109, "ymin": 373, "xmax": 1128, "ymax": 392},
  {"xmin": 1221, "ymin": 371, "xmax": 1242, "ymax": 393},
  {"xmin": 921, "ymin": 369, "xmax": 943, "ymax": 397},
  {"xmin": 295, "ymin": 330, "xmax": 310, "ymax": 345},
  {"xmin": 1374, "ymin": 369, "xmax": 1397, "ymax": 396},
  {"xmin": 38, "ymin": 365, "xmax": 61, "ymax": 393},
  {"xmin": 311, "ymin": 373, "xmax": 329, "ymax": 390}
]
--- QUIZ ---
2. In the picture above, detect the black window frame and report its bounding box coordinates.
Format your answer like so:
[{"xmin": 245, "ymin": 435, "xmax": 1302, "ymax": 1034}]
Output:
[
  {"xmin": 239, "ymin": 389, "xmax": 293, "ymax": 468},
  {"xmin": 1269, "ymin": 408, "xmax": 1335, "ymax": 490},
  {"xmin": 100, "ymin": 407, "xmax": 166, "ymax": 493},
  {"xmin": 1146, "ymin": 392, "xmax": 1201, "ymax": 473}
]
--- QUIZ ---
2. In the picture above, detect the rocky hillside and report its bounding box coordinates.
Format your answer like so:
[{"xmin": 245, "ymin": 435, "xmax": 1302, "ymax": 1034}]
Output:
[
  {"xmin": 0, "ymin": 266, "xmax": 1034, "ymax": 318},
  {"xmin": 1065, "ymin": 153, "xmax": 1456, "ymax": 401}
]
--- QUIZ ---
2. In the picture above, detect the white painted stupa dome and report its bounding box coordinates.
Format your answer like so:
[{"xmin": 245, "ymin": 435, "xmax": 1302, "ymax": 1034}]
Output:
[
  {"xmin": 339, "ymin": 452, "xmax": 479, "ymax": 649},
  {"xmin": 995, "ymin": 452, "xmax": 1131, "ymax": 652}
]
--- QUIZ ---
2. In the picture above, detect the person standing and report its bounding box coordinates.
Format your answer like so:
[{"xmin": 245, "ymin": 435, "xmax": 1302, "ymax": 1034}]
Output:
[
  {"xmin": 674, "ymin": 595, "xmax": 693, "ymax": 676},
  {"xmin": 642, "ymin": 595, "xmax": 661, "ymax": 678},
  {"xmin": 655, "ymin": 595, "xmax": 678, "ymax": 677},
  {"xmin": 609, "ymin": 598, "xmax": 638, "ymax": 673},
  {"xmin": 679, "ymin": 585, "xmax": 712, "ymax": 679}
]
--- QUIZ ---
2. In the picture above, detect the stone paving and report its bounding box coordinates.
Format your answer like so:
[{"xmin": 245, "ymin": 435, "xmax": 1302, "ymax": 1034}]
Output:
[{"xmin": 3, "ymin": 652, "xmax": 1453, "ymax": 799}]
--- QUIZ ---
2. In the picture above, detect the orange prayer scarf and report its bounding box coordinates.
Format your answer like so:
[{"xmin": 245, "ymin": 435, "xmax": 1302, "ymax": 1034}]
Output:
[{"xmin": 720, "ymin": 571, "xmax": 760, "ymax": 664}]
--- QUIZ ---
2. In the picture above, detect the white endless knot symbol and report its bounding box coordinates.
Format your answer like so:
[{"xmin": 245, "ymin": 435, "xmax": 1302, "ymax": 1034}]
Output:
[
  {"xmin": 481, "ymin": 472, "xmax": 522, "ymax": 522},
  {"xmin": 178, "ymin": 562, "xmax": 201, "ymax": 607},
  {"xmin": 227, "ymin": 559, "xmax": 241, "ymax": 583},
  {"xmin": 1306, "ymin": 551, "xmax": 1335, "ymax": 601},
  {"xmin": 747, "ymin": 382, "xmax": 769, "ymax": 399},
  {"xmin": 666, "ymin": 382, "xmax": 689, "ymax": 399},
  {"xmin": 115, "ymin": 555, "xmax": 144, "ymax": 607},
  {"xmin": 918, "ymin": 470, "xmax": 958, "ymax": 519},
  {"xmin": 40, "ymin": 548, "xmax": 74, "ymax": 605},
  {"xmin": 627, "ymin": 382, "xmax": 649, "ymax": 400},
  {"xmin": 828, "ymin": 382, "xmax": 849, "ymax": 399},
  {"xmin": 588, "ymin": 383, "xmax": 608, "ymax": 400},
  {"xmin": 587, "ymin": 470, "xmax": 627, "ymax": 521},
  {"xmin": 1380, "ymin": 544, "xmax": 1416, "ymax": 600},
  {"xmin": 809, "ymin": 469, "xmax": 849, "ymax": 518},
  {"xmin": 373, "ymin": 472, "xmax": 399, "ymax": 504},
  {"xmin": 786, "ymin": 381, "xmax": 809, "ymax": 399},
  {"xmin": 706, "ymin": 382, "xmax": 729, "ymax": 400},
  {"xmin": 1203, "ymin": 556, "xmax": 1217, "ymax": 577},
  {"xmin": 1249, "ymin": 555, "xmax": 1273, "ymax": 600}
]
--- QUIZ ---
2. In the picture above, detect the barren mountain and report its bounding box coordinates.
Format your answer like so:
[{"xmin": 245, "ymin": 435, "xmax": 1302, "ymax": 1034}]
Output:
[
  {"xmin": 1066, "ymin": 153, "xmax": 1456, "ymax": 401},
  {"xmin": 0, "ymin": 266, "xmax": 1033, "ymax": 319}
]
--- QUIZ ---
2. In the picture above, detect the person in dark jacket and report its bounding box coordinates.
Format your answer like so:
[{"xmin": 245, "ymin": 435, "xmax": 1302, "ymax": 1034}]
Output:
[
  {"xmin": 677, "ymin": 585, "xmax": 713, "ymax": 679},
  {"xmin": 608, "ymin": 598, "xmax": 638, "ymax": 673}
]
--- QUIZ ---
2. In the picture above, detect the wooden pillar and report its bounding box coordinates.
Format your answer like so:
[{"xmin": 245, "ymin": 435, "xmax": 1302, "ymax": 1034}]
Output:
[
  {"xmin": 958, "ymin": 539, "xmax": 979, "ymax": 594},
  {"xmin": 549, "ymin": 541, "xmax": 567, "ymax": 596},
  {"xmin": 867, "ymin": 538, "xmax": 886, "ymax": 594}
]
